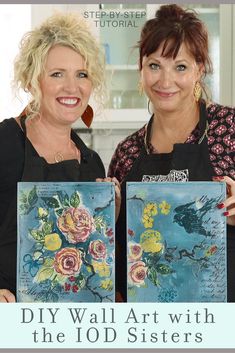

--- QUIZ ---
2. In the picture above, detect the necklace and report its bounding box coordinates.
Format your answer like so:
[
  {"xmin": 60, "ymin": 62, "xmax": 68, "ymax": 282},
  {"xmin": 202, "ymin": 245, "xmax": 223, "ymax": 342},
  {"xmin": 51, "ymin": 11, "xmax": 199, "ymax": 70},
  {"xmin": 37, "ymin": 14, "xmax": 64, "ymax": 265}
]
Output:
[
  {"xmin": 54, "ymin": 141, "xmax": 80, "ymax": 163},
  {"xmin": 26, "ymin": 117, "xmax": 80, "ymax": 164},
  {"xmin": 54, "ymin": 152, "xmax": 64, "ymax": 163}
]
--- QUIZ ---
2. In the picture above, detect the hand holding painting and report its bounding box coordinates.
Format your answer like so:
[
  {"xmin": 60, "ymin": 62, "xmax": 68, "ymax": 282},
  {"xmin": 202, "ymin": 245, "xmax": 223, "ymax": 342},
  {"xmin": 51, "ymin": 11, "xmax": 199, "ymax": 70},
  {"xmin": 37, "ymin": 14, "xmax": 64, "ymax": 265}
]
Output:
[
  {"xmin": 0, "ymin": 289, "xmax": 15, "ymax": 302},
  {"xmin": 213, "ymin": 175, "xmax": 235, "ymax": 226}
]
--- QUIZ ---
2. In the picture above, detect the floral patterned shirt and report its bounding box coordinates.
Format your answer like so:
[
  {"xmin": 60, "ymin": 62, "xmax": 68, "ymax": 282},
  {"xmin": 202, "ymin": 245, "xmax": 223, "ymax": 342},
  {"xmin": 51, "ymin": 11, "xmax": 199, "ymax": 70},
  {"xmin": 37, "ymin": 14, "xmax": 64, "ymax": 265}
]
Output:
[{"xmin": 108, "ymin": 103, "xmax": 235, "ymax": 182}]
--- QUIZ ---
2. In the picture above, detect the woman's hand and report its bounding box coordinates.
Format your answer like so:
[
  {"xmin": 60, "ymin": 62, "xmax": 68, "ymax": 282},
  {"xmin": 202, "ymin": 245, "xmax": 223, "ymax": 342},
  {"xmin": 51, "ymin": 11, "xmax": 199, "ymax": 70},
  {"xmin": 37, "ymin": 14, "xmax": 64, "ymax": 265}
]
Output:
[
  {"xmin": 213, "ymin": 176, "xmax": 235, "ymax": 226},
  {"xmin": 0, "ymin": 289, "xmax": 16, "ymax": 303},
  {"xmin": 96, "ymin": 177, "xmax": 121, "ymax": 222}
]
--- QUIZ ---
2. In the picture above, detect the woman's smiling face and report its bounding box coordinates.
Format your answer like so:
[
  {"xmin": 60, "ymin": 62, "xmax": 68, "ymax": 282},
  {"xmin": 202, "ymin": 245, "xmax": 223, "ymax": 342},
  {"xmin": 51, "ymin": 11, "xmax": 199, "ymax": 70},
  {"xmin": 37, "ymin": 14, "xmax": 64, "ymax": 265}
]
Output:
[
  {"xmin": 141, "ymin": 42, "xmax": 203, "ymax": 114},
  {"xmin": 39, "ymin": 45, "xmax": 92, "ymax": 126}
]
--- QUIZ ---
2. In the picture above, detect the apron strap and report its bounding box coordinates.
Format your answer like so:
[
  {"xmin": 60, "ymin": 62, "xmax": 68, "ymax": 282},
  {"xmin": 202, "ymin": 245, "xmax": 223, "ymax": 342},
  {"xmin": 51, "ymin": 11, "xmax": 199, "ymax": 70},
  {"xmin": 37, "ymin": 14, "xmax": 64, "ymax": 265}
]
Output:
[
  {"xmin": 198, "ymin": 99, "xmax": 209, "ymax": 144},
  {"xmin": 144, "ymin": 114, "xmax": 154, "ymax": 155},
  {"xmin": 19, "ymin": 115, "xmax": 27, "ymax": 134}
]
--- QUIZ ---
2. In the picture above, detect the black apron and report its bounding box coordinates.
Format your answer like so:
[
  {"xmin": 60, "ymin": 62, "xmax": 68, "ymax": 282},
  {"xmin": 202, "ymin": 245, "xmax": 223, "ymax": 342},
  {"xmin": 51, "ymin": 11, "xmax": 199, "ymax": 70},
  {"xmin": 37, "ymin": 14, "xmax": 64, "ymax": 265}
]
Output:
[
  {"xmin": 116, "ymin": 101, "xmax": 235, "ymax": 302},
  {"xmin": 20, "ymin": 116, "xmax": 104, "ymax": 182},
  {"xmin": 1, "ymin": 117, "xmax": 105, "ymax": 295}
]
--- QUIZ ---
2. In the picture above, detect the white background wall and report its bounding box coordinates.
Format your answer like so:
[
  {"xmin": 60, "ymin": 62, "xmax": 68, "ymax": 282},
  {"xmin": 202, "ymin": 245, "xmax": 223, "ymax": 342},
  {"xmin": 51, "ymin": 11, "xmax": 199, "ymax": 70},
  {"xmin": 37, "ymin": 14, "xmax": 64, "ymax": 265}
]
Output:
[{"xmin": 0, "ymin": 5, "xmax": 31, "ymax": 120}]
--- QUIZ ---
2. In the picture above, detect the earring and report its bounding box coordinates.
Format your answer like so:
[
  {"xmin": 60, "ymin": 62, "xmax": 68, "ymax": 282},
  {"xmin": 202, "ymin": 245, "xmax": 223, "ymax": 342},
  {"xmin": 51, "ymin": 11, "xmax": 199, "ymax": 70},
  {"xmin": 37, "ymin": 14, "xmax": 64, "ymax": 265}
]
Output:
[
  {"xmin": 81, "ymin": 105, "xmax": 93, "ymax": 128},
  {"xmin": 138, "ymin": 80, "xmax": 144, "ymax": 96},
  {"xmin": 194, "ymin": 81, "xmax": 202, "ymax": 102},
  {"xmin": 18, "ymin": 106, "xmax": 28, "ymax": 118},
  {"xmin": 147, "ymin": 99, "xmax": 153, "ymax": 115}
]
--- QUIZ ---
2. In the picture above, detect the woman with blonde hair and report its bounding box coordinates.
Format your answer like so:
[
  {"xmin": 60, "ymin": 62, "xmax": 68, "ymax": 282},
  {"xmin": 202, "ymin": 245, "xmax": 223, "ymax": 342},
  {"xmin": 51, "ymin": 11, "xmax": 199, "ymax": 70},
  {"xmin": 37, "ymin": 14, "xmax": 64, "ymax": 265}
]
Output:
[{"xmin": 0, "ymin": 12, "xmax": 118, "ymax": 302}]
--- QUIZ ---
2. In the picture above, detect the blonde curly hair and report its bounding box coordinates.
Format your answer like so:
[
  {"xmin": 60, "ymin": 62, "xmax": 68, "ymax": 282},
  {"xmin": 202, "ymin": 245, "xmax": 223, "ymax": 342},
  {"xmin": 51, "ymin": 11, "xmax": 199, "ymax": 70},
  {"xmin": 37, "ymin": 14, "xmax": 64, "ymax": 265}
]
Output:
[{"xmin": 14, "ymin": 12, "xmax": 106, "ymax": 116}]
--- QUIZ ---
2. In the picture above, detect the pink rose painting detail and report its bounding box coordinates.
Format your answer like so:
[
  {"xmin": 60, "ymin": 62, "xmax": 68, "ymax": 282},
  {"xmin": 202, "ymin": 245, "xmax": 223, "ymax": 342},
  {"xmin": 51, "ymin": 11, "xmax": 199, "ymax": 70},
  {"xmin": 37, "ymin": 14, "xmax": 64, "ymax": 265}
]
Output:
[
  {"xmin": 128, "ymin": 261, "xmax": 147, "ymax": 286},
  {"xmin": 54, "ymin": 247, "xmax": 82, "ymax": 275},
  {"xmin": 57, "ymin": 207, "xmax": 95, "ymax": 243},
  {"xmin": 88, "ymin": 240, "xmax": 107, "ymax": 260},
  {"xmin": 17, "ymin": 182, "xmax": 115, "ymax": 302}
]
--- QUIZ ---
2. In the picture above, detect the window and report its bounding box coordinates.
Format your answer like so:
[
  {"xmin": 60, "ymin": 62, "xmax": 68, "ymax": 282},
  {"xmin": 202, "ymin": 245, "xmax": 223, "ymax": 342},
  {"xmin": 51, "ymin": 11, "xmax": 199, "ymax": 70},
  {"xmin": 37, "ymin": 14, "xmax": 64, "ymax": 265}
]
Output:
[{"xmin": 0, "ymin": 5, "xmax": 31, "ymax": 121}]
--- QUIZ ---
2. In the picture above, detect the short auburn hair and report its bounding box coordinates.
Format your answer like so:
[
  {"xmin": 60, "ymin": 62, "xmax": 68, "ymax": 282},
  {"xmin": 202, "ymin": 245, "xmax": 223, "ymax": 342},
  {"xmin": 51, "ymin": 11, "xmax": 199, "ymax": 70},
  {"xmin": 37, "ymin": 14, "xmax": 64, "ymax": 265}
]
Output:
[{"xmin": 138, "ymin": 4, "xmax": 213, "ymax": 78}]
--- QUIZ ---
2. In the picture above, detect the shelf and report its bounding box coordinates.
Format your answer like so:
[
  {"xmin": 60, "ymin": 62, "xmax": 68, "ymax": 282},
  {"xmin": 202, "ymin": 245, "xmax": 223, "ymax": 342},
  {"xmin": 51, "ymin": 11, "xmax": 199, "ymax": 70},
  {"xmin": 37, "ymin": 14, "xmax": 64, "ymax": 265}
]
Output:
[
  {"xmin": 194, "ymin": 8, "xmax": 219, "ymax": 14},
  {"xmin": 73, "ymin": 109, "xmax": 149, "ymax": 130},
  {"xmin": 106, "ymin": 64, "xmax": 138, "ymax": 71},
  {"xmin": 101, "ymin": 108, "xmax": 148, "ymax": 122}
]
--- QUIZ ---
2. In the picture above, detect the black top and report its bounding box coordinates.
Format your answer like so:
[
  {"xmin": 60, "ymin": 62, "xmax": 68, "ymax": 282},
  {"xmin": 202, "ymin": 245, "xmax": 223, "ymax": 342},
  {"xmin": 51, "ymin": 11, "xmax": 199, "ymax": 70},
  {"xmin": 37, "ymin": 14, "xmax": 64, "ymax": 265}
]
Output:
[{"xmin": 0, "ymin": 117, "xmax": 105, "ymax": 294}]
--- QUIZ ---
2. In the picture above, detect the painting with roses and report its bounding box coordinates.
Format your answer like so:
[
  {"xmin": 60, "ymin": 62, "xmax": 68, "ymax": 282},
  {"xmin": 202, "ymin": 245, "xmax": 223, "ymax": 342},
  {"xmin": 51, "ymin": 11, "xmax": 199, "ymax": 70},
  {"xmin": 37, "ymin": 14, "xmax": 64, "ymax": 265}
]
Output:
[
  {"xmin": 17, "ymin": 182, "xmax": 115, "ymax": 302},
  {"xmin": 126, "ymin": 182, "xmax": 227, "ymax": 302}
]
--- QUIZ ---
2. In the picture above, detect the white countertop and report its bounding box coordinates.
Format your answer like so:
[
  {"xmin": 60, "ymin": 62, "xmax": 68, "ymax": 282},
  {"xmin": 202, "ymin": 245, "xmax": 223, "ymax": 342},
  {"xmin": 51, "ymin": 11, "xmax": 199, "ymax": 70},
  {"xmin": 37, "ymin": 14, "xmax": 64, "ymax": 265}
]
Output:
[{"xmin": 73, "ymin": 108, "xmax": 150, "ymax": 130}]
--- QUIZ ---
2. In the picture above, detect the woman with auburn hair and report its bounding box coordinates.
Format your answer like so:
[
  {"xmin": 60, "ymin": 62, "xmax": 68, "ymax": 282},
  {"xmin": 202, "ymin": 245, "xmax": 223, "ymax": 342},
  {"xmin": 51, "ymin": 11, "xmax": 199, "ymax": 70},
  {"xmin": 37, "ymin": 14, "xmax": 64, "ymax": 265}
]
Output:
[{"xmin": 109, "ymin": 4, "xmax": 235, "ymax": 302}]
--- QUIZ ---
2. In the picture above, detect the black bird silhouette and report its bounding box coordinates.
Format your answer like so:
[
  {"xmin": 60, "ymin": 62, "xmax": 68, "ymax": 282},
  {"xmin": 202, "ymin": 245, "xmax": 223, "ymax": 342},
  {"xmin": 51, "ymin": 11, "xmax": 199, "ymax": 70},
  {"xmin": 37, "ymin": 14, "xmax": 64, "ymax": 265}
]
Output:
[{"xmin": 173, "ymin": 196, "xmax": 220, "ymax": 237}]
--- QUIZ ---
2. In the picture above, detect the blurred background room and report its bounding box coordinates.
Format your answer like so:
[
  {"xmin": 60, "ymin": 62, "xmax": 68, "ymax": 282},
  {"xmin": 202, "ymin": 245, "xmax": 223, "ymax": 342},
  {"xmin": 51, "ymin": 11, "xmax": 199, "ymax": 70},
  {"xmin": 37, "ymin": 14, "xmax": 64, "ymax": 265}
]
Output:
[{"xmin": 0, "ymin": 3, "xmax": 234, "ymax": 171}]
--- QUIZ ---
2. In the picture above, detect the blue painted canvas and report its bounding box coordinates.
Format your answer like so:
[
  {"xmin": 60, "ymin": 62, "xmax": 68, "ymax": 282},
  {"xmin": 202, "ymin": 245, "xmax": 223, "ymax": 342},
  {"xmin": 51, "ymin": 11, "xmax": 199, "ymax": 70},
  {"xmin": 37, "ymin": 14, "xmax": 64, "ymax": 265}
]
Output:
[
  {"xmin": 17, "ymin": 182, "xmax": 115, "ymax": 302},
  {"xmin": 126, "ymin": 182, "xmax": 227, "ymax": 302}
]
